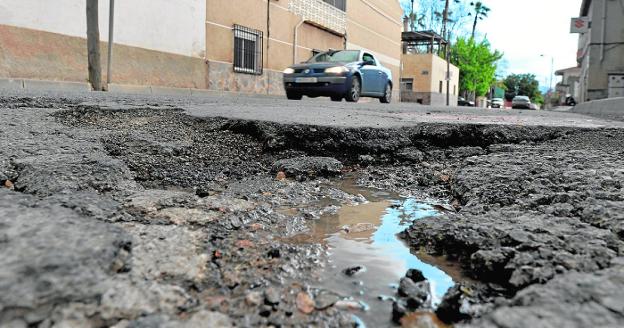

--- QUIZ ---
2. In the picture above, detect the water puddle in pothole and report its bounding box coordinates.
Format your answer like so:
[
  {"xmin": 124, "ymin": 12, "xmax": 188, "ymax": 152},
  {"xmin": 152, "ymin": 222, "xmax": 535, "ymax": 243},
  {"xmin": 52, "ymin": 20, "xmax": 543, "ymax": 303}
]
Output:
[{"xmin": 285, "ymin": 180, "xmax": 463, "ymax": 327}]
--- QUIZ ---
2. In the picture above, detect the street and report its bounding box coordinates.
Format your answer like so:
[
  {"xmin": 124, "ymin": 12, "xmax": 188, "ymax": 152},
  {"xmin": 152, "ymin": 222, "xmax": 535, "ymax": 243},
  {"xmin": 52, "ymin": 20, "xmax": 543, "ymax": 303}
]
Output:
[{"xmin": 1, "ymin": 90, "xmax": 622, "ymax": 327}]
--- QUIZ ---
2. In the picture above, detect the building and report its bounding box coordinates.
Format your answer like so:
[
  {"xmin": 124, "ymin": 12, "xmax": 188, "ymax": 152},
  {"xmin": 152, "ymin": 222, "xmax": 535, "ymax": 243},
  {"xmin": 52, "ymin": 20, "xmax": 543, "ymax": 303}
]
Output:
[
  {"xmin": 0, "ymin": 0, "xmax": 403, "ymax": 96},
  {"xmin": 555, "ymin": 66, "xmax": 581, "ymax": 103},
  {"xmin": 400, "ymin": 30, "xmax": 459, "ymax": 106},
  {"xmin": 576, "ymin": 0, "xmax": 624, "ymax": 102}
]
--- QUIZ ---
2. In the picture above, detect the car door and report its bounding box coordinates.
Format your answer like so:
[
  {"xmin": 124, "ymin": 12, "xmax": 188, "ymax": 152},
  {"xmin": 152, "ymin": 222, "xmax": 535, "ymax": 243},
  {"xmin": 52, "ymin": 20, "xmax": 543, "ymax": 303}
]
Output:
[
  {"xmin": 360, "ymin": 52, "xmax": 381, "ymax": 95},
  {"xmin": 370, "ymin": 54, "xmax": 387, "ymax": 93}
]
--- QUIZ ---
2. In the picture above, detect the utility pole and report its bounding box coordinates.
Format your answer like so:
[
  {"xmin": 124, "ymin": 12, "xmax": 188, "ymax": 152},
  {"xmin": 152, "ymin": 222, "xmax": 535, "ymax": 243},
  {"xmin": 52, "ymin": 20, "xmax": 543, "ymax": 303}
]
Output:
[
  {"xmin": 86, "ymin": 0, "xmax": 102, "ymax": 91},
  {"xmin": 106, "ymin": 0, "xmax": 115, "ymax": 88},
  {"xmin": 442, "ymin": 0, "xmax": 450, "ymax": 106}
]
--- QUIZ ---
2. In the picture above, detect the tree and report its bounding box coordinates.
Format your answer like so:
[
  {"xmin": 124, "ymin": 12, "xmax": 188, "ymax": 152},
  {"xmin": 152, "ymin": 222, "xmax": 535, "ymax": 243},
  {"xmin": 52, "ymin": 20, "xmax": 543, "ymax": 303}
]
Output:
[
  {"xmin": 503, "ymin": 73, "xmax": 542, "ymax": 103},
  {"xmin": 450, "ymin": 37, "xmax": 503, "ymax": 99},
  {"xmin": 86, "ymin": 0, "xmax": 102, "ymax": 91},
  {"xmin": 469, "ymin": 1, "xmax": 490, "ymax": 39}
]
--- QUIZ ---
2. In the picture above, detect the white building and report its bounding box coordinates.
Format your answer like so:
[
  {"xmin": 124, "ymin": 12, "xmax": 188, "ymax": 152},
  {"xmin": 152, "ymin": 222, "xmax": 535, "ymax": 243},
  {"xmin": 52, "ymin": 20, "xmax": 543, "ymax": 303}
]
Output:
[{"xmin": 576, "ymin": 0, "xmax": 624, "ymax": 102}]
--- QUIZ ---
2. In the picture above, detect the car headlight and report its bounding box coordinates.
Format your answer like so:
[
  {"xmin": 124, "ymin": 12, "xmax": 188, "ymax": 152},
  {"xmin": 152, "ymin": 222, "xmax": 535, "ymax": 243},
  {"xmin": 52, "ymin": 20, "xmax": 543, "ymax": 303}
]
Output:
[
  {"xmin": 283, "ymin": 68, "xmax": 295, "ymax": 74},
  {"xmin": 325, "ymin": 66, "xmax": 348, "ymax": 74}
]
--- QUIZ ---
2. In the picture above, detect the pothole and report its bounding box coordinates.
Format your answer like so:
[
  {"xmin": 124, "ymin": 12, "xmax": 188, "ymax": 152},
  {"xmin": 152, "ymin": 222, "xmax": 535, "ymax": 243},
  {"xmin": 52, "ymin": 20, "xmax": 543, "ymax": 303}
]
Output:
[{"xmin": 285, "ymin": 178, "xmax": 468, "ymax": 327}]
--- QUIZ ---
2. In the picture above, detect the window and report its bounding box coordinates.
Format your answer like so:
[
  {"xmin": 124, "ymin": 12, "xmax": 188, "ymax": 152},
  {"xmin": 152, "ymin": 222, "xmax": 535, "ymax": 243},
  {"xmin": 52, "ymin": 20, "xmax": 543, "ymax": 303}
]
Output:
[
  {"xmin": 439, "ymin": 81, "xmax": 443, "ymax": 93},
  {"xmin": 363, "ymin": 53, "xmax": 376, "ymax": 65},
  {"xmin": 323, "ymin": 0, "xmax": 346, "ymax": 11},
  {"xmin": 401, "ymin": 78, "xmax": 414, "ymax": 91},
  {"xmin": 233, "ymin": 25, "xmax": 263, "ymax": 75}
]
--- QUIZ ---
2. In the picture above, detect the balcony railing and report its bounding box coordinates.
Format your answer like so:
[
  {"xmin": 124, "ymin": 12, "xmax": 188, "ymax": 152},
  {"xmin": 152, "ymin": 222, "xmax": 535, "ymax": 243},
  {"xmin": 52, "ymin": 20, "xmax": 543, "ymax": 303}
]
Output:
[{"xmin": 288, "ymin": 0, "xmax": 346, "ymax": 35}]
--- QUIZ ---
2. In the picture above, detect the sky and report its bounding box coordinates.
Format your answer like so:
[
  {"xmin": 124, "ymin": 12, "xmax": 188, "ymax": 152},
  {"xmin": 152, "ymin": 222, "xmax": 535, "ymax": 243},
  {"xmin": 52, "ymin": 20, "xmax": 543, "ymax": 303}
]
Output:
[{"xmin": 400, "ymin": 0, "xmax": 583, "ymax": 89}]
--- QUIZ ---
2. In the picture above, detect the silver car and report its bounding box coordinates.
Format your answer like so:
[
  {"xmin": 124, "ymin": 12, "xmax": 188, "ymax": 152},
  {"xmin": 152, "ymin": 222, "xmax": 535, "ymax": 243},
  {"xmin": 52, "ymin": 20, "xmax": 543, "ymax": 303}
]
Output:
[{"xmin": 512, "ymin": 96, "xmax": 532, "ymax": 109}]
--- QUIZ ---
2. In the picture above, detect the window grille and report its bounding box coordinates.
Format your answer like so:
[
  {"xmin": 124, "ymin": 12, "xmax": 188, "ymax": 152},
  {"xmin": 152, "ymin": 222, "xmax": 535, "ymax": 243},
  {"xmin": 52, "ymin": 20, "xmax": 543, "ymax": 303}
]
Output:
[{"xmin": 233, "ymin": 25, "xmax": 263, "ymax": 75}]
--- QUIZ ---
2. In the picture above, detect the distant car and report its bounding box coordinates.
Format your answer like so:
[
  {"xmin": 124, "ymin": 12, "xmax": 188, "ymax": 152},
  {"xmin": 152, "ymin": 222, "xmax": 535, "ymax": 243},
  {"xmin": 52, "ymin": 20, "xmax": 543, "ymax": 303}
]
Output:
[
  {"xmin": 491, "ymin": 98, "xmax": 504, "ymax": 108},
  {"xmin": 282, "ymin": 50, "xmax": 393, "ymax": 103},
  {"xmin": 458, "ymin": 97, "xmax": 475, "ymax": 107},
  {"xmin": 512, "ymin": 96, "xmax": 532, "ymax": 109}
]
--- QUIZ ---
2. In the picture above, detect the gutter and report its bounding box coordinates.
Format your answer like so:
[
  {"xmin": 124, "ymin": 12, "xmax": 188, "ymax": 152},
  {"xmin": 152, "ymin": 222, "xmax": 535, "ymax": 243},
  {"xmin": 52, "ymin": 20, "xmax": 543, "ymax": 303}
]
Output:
[{"xmin": 293, "ymin": 19, "xmax": 305, "ymax": 64}]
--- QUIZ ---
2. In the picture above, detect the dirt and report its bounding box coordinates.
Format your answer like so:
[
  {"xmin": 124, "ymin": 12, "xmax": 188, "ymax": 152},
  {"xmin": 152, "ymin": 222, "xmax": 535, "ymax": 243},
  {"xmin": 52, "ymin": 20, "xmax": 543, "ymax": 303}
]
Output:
[{"xmin": 0, "ymin": 93, "xmax": 622, "ymax": 327}]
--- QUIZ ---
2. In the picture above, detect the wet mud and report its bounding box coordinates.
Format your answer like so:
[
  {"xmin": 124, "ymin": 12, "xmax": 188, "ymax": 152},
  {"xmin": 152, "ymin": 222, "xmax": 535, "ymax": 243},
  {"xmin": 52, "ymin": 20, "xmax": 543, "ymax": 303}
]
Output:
[{"xmin": 0, "ymin": 93, "xmax": 623, "ymax": 327}]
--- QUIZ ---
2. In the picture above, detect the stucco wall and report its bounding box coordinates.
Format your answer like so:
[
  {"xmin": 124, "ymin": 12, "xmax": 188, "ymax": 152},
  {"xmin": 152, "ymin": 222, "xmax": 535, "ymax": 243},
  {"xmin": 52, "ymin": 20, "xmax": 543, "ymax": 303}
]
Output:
[
  {"xmin": 578, "ymin": 0, "xmax": 624, "ymax": 101},
  {"xmin": 0, "ymin": 0, "xmax": 206, "ymax": 57}
]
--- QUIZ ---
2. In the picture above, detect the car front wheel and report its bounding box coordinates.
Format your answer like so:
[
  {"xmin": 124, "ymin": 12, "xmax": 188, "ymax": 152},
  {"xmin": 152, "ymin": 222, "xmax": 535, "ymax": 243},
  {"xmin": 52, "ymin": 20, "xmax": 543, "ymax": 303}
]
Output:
[
  {"xmin": 345, "ymin": 77, "xmax": 361, "ymax": 103},
  {"xmin": 379, "ymin": 83, "xmax": 392, "ymax": 104}
]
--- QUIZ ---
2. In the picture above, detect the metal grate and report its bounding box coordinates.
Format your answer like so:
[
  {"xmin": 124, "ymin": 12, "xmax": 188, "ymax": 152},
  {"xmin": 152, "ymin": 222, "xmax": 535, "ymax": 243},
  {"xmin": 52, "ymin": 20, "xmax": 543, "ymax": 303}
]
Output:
[{"xmin": 233, "ymin": 25, "xmax": 263, "ymax": 75}]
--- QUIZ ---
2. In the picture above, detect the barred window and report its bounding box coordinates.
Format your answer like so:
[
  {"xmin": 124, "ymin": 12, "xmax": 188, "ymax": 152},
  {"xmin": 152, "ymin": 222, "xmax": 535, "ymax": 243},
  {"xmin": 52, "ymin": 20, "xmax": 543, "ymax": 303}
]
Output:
[
  {"xmin": 233, "ymin": 25, "xmax": 263, "ymax": 75},
  {"xmin": 323, "ymin": 0, "xmax": 346, "ymax": 11}
]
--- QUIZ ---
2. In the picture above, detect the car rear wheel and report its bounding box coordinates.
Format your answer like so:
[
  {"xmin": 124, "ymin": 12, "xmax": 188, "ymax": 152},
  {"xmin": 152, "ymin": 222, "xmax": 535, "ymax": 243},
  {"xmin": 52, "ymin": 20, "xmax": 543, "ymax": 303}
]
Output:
[
  {"xmin": 330, "ymin": 96, "xmax": 342, "ymax": 102},
  {"xmin": 345, "ymin": 77, "xmax": 361, "ymax": 103},
  {"xmin": 379, "ymin": 83, "xmax": 392, "ymax": 104},
  {"xmin": 286, "ymin": 92, "xmax": 302, "ymax": 100}
]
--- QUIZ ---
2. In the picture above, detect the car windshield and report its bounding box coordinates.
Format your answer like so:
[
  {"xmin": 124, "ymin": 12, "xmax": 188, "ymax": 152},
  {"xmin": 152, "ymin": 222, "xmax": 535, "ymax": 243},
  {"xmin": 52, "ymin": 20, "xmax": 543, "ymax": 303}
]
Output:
[{"xmin": 308, "ymin": 50, "xmax": 360, "ymax": 63}]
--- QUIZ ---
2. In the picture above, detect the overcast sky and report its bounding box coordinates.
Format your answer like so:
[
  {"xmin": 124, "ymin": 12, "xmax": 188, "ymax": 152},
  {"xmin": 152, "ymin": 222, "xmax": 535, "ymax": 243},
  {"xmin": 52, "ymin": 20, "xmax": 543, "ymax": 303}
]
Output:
[{"xmin": 400, "ymin": 0, "xmax": 583, "ymax": 89}]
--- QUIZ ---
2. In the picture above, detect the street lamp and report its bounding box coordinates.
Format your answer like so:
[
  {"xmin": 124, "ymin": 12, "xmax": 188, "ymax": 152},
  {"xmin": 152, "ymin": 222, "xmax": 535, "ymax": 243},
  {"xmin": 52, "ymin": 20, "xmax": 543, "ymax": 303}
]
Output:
[{"xmin": 540, "ymin": 54, "xmax": 554, "ymax": 92}]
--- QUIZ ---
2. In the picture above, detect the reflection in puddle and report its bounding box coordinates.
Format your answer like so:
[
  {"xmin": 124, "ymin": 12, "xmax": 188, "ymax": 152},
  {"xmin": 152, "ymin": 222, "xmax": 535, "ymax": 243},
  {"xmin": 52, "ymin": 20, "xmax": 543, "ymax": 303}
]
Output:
[{"xmin": 305, "ymin": 191, "xmax": 456, "ymax": 327}]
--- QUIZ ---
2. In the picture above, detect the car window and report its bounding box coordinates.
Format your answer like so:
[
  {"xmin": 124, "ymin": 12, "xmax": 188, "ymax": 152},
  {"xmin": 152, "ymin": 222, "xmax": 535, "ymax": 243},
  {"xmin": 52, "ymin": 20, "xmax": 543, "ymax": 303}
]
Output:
[
  {"xmin": 308, "ymin": 50, "xmax": 359, "ymax": 63},
  {"xmin": 362, "ymin": 53, "xmax": 376, "ymax": 65}
]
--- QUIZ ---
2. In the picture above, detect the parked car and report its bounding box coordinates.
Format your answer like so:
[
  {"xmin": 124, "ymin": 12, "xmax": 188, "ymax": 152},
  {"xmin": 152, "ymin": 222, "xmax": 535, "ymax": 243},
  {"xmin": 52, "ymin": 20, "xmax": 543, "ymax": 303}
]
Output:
[
  {"xmin": 512, "ymin": 95, "xmax": 532, "ymax": 109},
  {"xmin": 458, "ymin": 97, "xmax": 475, "ymax": 107},
  {"xmin": 491, "ymin": 97, "xmax": 504, "ymax": 108},
  {"xmin": 282, "ymin": 50, "xmax": 392, "ymax": 103}
]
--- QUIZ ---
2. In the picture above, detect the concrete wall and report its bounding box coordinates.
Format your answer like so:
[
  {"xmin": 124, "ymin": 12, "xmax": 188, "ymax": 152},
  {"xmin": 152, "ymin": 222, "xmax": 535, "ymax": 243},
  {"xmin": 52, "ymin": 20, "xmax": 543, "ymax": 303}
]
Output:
[
  {"xmin": 0, "ymin": 0, "xmax": 207, "ymax": 88},
  {"xmin": 0, "ymin": 24, "xmax": 208, "ymax": 88},
  {"xmin": 577, "ymin": 0, "xmax": 624, "ymax": 102},
  {"xmin": 0, "ymin": 0, "xmax": 206, "ymax": 58}
]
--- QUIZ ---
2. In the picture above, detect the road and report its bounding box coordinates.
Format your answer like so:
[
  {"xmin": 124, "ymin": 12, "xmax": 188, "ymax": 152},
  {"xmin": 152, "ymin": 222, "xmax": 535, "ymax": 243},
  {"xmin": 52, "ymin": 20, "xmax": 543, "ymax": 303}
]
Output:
[
  {"xmin": 66, "ymin": 91, "xmax": 624, "ymax": 129},
  {"xmin": 1, "ymin": 90, "xmax": 623, "ymax": 328}
]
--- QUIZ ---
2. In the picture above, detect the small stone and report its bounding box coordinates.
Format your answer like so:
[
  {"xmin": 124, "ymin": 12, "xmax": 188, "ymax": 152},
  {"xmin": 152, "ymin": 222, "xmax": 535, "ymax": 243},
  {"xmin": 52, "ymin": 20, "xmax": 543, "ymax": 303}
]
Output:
[
  {"xmin": 4, "ymin": 180, "xmax": 14, "ymax": 190},
  {"xmin": 264, "ymin": 288, "xmax": 280, "ymax": 305},
  {"xmin": 235, "ymin": 240, "xmax": 254, "ymax": 249},
  {"xmin": 343, "ymin": 265, "xmax": 366, "ymax": 277},
  {"xmin": 392, "ymin": 301, "xmax": 407, "ymax": 324},
  {"xmin": 334, "ymin": 300, "xmax": 365, "ymax": 311},
  {"xmin": 245, "ymin": 291, "xmax": 263, "ymax": 306},
  {"xmin": 314, "ymin": 290, "xmax": 340, "ymax": 310},
  {"xmin": 296, "ymin": 291, "xmax": 315, "ymax": 314},
  {"xmin": 405, "ymin": 269, "xmax": 426, "ymax": 283},
  {"xmin": 439, "ymin": 174, "xmax": 450, "ymax": 182},
  {"xmin": 275, "ymin": 171, "xmax": 286, "ymax": 181}
]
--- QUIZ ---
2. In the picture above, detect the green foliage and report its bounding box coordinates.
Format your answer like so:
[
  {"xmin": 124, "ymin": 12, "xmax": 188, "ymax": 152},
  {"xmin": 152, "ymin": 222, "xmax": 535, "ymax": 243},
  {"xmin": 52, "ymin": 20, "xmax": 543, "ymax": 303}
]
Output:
[
  {"xmin": 450, "ymin": 37, "xmax": 503, "ymax": 97},
  {"xmin": 503, "ymin": 73, "xmax": 542, "ymax": 103}
]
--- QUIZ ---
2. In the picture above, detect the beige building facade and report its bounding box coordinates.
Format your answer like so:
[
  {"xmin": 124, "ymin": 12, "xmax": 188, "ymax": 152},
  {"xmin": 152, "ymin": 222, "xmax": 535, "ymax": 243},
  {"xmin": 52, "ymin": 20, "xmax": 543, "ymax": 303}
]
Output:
[
  {"xmin": 576, "ymin": 0, "xmax": 624, "ymax": 102},
  {"xmin": 0, "ymin": 0, "xmax": 403, "ymax": 96},
  {"xmin": 206, "ymin": 0, "xmax": 403, "ymax": 95}
]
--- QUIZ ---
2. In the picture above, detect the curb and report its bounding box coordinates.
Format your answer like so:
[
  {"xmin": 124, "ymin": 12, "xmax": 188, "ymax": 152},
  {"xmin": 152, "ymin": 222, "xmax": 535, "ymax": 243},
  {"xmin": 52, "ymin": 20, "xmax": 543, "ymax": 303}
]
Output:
[{"xmin": 572, "ymin": 97, "xmax": 624, "ymax": 120}]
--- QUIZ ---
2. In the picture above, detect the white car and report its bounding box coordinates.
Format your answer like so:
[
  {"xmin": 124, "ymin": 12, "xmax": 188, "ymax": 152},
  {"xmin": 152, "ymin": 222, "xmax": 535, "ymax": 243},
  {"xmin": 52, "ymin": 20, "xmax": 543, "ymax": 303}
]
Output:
[
  {"xmin": 512, "ymin": 96, "xmax": 532, "ymax": 109},
  {"xmin": 491, "ymin": 98, "xmax": 504, "ymax": 108}
]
